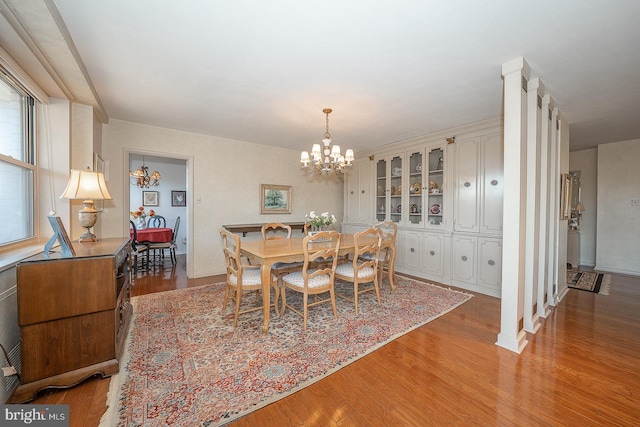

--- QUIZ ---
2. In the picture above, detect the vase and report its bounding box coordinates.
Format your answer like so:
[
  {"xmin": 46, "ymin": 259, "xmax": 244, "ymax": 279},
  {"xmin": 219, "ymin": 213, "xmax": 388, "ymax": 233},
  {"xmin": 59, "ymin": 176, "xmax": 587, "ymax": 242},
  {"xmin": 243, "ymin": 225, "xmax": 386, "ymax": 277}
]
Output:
[
  {"xmin": 137, "ymin": 217, "xmax": 147, "ymax": 230},
  {"xmin": 308, "ymin": 226, "xmax": 330, "ymax": 242}
]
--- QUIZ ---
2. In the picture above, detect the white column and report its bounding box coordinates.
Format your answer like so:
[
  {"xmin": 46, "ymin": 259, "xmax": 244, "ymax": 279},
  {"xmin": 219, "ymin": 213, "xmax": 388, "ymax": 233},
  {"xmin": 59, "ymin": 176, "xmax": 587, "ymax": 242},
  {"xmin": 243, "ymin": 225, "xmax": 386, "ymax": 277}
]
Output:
[
  {"xmin": 537, "ymin": 94, "xmax": 552, "ymax": 318},
  {"xmin": 547, "ymin": 107, "xmax": 559, "ymax": 306},
  {"xmin": 556, "ymin": 112, "xmax": 570, "ymax": 302},
  {"xmin": 523, "ymin": 78, "xmax": 543, "ymax": 333},
  {"xmin": 496, "ymin": 57, "xmax": 529, "ymax": 353}
]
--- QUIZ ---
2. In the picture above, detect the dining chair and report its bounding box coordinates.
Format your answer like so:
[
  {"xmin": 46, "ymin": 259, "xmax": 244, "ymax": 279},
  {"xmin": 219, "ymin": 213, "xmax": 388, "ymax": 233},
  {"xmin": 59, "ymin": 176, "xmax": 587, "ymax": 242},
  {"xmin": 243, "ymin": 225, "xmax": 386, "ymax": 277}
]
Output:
[
  {"xmin": 280, "ymin": 230, "xmax": 341, "ymax": 330},
  {"xmin": 361, "ymin": 221, "xmax": 398, "ymax": 290},
  {"xmin": 261, "ymin": 223, "xmax": 304, "ymax": 297},
  {"xmin": 148, "ymin": 216, "xmax": 180, "ymax": 265},
  {"xmin": 220, "ymin": 227, "xmax": 280, "ymax": 326},
  {"xmin": 129, "ymin": 220, "xmax": 150, "ymax": 275},
  {"xmin": 147, "ymin": 215, "xmax": 166, "ymax": 228},
  {"xmin": 335, "ymin": 227, "xmax": 383, "ymax": 313}
]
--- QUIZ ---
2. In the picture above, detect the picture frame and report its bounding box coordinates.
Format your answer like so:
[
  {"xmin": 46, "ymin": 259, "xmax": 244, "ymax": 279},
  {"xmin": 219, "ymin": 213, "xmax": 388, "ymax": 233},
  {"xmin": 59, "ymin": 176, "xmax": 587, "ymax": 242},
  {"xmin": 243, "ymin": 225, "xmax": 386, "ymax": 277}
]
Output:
[
  {"xmin": 93, "ymin": 153, "xmax": 105, "ymax": 211},
  {"xmin": 44, "ymin": 215, "xmax": 76, "ymax": 258},
  {"xmin": 172, "ymin": 190, "xmax": 186, "ymax": 207},
  {"xmin": 143, "ymin": 191, "xmax": 159, "ymax": 206},
  {"xmin": 560, "ymin": 173, "xmax": 572, "ymax": 220},
  {"xmin": 260, "ymin": 184, "xmax": 291, "ymax": 214}
]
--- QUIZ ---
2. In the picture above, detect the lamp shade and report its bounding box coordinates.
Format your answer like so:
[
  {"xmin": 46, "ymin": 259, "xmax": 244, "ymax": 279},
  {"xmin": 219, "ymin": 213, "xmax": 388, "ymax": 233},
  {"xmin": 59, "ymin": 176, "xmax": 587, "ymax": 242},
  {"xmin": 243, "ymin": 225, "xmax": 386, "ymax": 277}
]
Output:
[{"xmin": 60, "ymin": 168, "xmax": 113, "ymax": 201}]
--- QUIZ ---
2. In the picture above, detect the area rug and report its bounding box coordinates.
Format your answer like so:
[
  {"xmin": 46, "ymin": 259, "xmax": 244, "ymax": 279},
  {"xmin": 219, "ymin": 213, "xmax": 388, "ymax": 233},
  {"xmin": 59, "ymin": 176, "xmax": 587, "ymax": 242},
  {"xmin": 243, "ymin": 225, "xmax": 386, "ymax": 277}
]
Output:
[
  {"xmin": 567, "ymin": 268, "xmax": 610, "ymax": 295},
  {"xmin": 99, "ymin": 276, "xmax": 472, "ymax": 426}
]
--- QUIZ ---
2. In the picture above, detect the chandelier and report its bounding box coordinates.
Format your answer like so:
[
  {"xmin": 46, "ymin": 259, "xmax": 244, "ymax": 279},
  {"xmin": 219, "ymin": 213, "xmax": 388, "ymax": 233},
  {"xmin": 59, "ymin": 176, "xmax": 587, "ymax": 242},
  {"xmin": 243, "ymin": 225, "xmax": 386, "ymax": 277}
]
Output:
[
  {"xmin": 130, "ymin": 157, "xmax": 161, "ymax": 188},
  {"xmin": 300, "ymin": 108, "xmax": 354, "ymax": 175}
]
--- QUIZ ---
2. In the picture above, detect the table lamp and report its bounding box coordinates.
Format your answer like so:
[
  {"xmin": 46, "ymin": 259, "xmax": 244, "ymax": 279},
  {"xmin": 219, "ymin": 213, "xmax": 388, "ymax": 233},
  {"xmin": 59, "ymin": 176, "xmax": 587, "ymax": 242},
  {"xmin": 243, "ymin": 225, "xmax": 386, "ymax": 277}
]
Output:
[{"xmin": 60, "ymin": 167, "xmax": 113, "ymax": 242}]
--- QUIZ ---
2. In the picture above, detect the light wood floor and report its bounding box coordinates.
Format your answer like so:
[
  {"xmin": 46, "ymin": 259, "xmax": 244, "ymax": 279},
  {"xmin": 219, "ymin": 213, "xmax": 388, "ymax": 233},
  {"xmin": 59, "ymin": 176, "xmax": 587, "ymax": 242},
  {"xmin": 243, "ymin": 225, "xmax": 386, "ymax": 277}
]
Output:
[{"xmin": 30, "ymin": 256, "xmax": 640, "ymax": 426}]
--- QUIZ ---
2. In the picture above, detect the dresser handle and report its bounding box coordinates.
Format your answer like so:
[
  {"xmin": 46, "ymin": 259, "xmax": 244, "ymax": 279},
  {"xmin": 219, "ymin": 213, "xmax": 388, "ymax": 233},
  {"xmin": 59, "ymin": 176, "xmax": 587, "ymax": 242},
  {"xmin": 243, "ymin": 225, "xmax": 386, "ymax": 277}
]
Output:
[
  {"xmin": 464, "ymin": 182, "xmax": 471, "ymax": 187},
  {"xmin": 461, "ymin": 255, "xmax": 468, "ymax": 261},
  {"xmin": 488, "ymin": 260, "xmax": 495, "ymax": 266},
  {"xmin": 430, "ymin": 250, "xmax": 435, "ymax": 256}
]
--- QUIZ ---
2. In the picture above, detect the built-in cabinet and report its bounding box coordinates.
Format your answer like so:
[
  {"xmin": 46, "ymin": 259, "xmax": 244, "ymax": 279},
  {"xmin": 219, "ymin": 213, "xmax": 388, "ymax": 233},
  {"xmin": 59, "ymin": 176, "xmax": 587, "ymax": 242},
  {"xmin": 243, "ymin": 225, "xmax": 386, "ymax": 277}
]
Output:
[
  {"xmin": 344, "ymin": 158, "xmax": 372, "ymax": 224},
  {"xmin": 343, "ymin": 119, "xmax": 503, "ymax": 297}
]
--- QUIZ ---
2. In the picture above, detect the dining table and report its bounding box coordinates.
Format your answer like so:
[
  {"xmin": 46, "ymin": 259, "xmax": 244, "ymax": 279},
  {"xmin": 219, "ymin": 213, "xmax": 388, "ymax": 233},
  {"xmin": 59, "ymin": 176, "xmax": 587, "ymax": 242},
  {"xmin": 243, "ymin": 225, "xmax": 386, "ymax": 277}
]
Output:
[
  {"xmin": 240, "ymin": 233, "xmax": 396, "ymax": 334},
  {"xmin": 131, "ymin": 227, "xmax": 173, "ymax": 243}
]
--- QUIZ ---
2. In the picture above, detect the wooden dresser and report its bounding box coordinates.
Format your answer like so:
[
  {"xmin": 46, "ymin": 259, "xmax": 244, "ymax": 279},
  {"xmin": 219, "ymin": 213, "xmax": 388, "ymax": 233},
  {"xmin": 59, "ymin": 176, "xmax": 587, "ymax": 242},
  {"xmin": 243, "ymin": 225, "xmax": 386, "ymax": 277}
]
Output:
[{"xmin": 11, "ymin": 237, "xmax": 132, "ymax": 403}]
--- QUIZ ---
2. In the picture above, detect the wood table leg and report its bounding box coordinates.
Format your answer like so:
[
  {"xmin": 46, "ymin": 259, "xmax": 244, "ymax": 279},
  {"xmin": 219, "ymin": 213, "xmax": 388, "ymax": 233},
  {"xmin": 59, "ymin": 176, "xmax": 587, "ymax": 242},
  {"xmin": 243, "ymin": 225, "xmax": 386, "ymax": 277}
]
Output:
[{"xmin": 260, "ymin": 263, "xmax": 272, "ymax": 334}]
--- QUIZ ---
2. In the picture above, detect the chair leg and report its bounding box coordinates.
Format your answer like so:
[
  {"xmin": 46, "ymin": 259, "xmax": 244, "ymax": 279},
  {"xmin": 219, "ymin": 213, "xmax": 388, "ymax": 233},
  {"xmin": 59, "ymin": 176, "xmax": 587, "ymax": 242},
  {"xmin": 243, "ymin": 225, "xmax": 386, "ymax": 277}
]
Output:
[
  {"xmin": 233, "ymin": 288, "xmax": 242, "ymax": 327},
  {"xmin": 353, "ymin": 282, "xmax": 359, "ymax": 314},
  {"xmin": 280, "ymin": 287, "xmax": 287, "ymax": 315},
  {"xmin": 329, "ymin": 288, "xmax": 338, "ymax": 319},
  {"xmin": 302, "ymin": 293, "xmax": 309, "ymax": 330}
]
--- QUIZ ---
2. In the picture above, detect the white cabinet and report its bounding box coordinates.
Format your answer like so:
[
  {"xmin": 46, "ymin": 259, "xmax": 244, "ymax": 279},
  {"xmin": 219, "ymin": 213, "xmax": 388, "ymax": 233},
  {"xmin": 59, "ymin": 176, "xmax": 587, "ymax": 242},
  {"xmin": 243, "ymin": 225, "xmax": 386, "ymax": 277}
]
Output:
[
  {"xmin": 451, "ymin": 233, "xmax": 502, "ymax": 297},
  {"xmin": 402, "ymin": 231, "xmax": 422, "ymax": 271},
  {"xmin": 454, "ymin": 133, "xmax": 503, "ymax": 235},
  {"xmin": 478, "ymin": 237, "xmax": 502, "ymax": 294},
  {"xmin": 452, "ymin": 234, "xmax": 477, "ymax": 284},
  {"xmin": 375, "ymin": 154, "xmax": 403, "ymax": 224},
  {"xmin": 423, "ymin": 232, "xmax": 444, "ymax": 277},
  {"xmin": 345, "ymin": 158, "xmax": 371, "ymax": 224}
]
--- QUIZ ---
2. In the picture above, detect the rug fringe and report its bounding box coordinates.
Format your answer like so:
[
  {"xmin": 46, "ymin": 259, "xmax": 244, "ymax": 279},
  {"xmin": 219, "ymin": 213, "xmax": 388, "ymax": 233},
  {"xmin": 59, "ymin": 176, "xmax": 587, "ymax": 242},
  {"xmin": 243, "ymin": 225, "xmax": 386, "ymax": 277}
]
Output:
[
  {"xmin": 598, "ymin": 274, "xmax": 611, "ymax": 295},
  {"xmin": 99, "ymin": 298, "xmax": 138, "ymax": 427}
]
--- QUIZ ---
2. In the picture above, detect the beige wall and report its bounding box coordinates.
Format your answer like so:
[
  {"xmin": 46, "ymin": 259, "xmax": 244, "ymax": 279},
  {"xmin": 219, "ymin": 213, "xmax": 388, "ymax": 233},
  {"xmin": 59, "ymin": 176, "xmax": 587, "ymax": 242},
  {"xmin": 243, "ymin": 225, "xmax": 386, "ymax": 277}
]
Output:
[
  {"xmin": 101, "ymin": 119, "xmax": 344, "ymax": 278},
  {"xmin": 569, "ymin": 148, "xmax": 597, "ymax": 266},
  {"xmin": 596, "ymin": 139, "xmax": 640, "ymax": 275}
]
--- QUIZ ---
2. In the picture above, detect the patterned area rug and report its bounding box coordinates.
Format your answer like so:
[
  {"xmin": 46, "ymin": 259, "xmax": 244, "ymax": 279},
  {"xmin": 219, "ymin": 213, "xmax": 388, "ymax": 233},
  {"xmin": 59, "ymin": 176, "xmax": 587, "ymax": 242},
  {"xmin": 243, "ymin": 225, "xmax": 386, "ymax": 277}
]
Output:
[
  {"xmin": 100, "ymin": 276, "xmax": 472, "ymax": 426},
  {"xmin": 567, "ymin": 268, "xmax": 610, "ymax": 295}
]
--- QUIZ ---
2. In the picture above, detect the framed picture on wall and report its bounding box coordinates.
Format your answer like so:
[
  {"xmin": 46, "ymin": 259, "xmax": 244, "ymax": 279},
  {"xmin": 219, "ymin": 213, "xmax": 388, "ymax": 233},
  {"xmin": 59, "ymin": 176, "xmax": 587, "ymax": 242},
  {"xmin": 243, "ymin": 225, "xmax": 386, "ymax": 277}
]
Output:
[
  {"xmin": 260, "ymin": 184, "xmax": 291, "ymax": 214},
  {"xmin": 560, "ymin": 173, "xmax": 572, "ymax": 220},
  {"xmin": 172, "ymin": 190, "xmax": 186, "ymax": 207},
  {"xmin": 143, "ymin": 191, "xmax": 159, "ymax": 206}
]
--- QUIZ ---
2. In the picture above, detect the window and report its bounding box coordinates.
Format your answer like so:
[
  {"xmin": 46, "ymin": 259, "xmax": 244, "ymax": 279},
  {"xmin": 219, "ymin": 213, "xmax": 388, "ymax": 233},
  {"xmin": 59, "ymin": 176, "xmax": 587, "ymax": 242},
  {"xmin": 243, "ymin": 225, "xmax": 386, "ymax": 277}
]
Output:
[{"xmin": 0, "ymin": 67, "xmax": 36, "ymax": 247}]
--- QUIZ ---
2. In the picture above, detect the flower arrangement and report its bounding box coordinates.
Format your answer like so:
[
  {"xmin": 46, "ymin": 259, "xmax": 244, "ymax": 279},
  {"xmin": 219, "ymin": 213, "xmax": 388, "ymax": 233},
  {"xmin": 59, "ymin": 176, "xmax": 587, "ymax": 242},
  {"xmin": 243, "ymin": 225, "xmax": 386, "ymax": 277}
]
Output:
[
  {"xmin": 130, "ymin": 206, "xmax": 156, "ymax": 220},
  {"xmin": 305, "ymin": 211, "xmax": 336, "ymax": 229}
]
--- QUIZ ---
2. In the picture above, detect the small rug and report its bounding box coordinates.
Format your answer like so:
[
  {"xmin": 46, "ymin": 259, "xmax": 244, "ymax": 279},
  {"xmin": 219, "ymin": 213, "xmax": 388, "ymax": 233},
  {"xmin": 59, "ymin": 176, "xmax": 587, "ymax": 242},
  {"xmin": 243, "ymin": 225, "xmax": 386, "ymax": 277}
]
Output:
[
  {"xmin": 567, "ymin": 268, "xmax": 610, "ymax": 295},
  {"xmin": 100, "ymin": 276, "xmax": 472, "ymax": 426}
]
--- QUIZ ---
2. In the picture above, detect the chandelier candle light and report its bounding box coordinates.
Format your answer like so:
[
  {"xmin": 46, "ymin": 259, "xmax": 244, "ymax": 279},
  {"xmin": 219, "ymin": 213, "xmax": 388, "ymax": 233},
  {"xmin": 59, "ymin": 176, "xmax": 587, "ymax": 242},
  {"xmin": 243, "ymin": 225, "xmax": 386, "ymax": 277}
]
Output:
[
  {"xmin": 130, "ymin": 156, "xmax": 161, "ymax": 188},
  {"xmin": 301, "ymin": 108, "xmax": 354, "ymax": 175}
]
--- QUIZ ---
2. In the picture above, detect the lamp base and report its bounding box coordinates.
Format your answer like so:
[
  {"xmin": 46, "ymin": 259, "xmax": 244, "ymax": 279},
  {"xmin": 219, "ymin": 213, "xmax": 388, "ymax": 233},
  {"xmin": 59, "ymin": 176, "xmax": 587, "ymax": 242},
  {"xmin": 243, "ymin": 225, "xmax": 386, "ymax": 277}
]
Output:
[
  {"xmin": 79, "ymin": 228, "xmax": 97, "ymax": 242},
  {"xmin": 78, "ymin": 200, "xmax": 99, "ymax": 243}
]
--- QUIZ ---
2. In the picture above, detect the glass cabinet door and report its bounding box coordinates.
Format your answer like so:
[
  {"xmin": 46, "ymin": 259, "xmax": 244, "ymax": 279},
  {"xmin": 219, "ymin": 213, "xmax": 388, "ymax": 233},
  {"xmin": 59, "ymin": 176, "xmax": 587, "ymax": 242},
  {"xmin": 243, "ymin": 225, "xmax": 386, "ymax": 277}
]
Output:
[
  {"xmin": 389, "ymin": 155, "xmax": 403, "ymax": 223},
  {"xmin": 407, "ymin": 150, "xmax": 424, "ymax": 226},
  {"xmin": 375, "ymin": 158, "xmax": 387, "ymax": 222},
  {"xmin": 427, "ymin": 147, "xmax": 444, "ymax": 227}
]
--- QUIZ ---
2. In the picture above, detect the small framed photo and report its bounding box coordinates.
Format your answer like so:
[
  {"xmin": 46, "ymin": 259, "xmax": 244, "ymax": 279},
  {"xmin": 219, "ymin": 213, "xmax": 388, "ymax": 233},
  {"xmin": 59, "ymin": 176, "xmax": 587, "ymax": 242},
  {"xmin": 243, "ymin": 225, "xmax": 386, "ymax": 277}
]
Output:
[
  {"xmin": 260, "ymin": 184, "xmax": 291, "ymax": 214},
  {"xmin": 172, "ymin": 190, "xmax": 186, "ymax": 207},
  {"xmin": 143, "ymin": 191, "xmax": 159, "ymax": 206}
]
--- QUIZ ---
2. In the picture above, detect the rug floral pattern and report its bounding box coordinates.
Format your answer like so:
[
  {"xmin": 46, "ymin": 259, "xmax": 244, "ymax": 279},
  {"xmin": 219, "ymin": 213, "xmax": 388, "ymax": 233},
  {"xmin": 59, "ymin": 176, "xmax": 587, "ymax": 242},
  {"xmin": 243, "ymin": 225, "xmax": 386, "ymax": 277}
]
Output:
[{"xmin": 105, "ymin": 276, "xmax": 472, "ymax": 426}]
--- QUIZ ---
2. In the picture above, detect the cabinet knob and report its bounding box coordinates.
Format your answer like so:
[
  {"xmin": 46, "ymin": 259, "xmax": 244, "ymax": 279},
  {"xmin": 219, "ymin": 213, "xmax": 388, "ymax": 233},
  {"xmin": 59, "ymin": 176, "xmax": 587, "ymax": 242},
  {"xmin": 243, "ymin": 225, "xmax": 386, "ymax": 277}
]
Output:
[
  {"xmin": 491, "ymin": 179, "xmax": 498, "ymax": 186},
  {"xmin": 350, "ymin": 191, "xmax": 354, "ymax": 195},
  {"xmin": 430, "ymin": 250, "xmax": 435, "ymax": 256},
  {"xmin": 461, "ymin": 255, "xmax": 468, "ymax": 261},
  {"xmin": 410, "ymin": 248, "xmax": 415, "ymax": 253},
  {"xmin": 464, "ymin": 182, "xmax": 471, "ymax": 187},
  {"xmin": 361, "ymin": 190, "xmax": 365, "ymax": 194},
  {"xmin": 488, "ymin": 259, "xmax": 495, "ymax": 266}
]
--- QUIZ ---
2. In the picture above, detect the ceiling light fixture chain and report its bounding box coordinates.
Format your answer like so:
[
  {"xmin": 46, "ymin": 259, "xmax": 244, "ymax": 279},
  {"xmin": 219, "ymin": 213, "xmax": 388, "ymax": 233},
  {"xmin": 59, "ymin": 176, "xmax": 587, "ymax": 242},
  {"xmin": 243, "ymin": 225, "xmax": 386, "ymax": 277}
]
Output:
[{"xmin": 300, "ymin": 108, "xmax": 354, "ymax": 176}]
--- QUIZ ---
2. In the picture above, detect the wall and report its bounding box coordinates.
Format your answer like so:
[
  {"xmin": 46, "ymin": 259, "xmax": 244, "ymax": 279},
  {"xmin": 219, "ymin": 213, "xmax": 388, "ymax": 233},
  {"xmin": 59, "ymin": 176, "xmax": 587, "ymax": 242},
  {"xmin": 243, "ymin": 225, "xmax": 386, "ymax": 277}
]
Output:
[
  {"xmin": 129, "ymin": 154, "xmax": 187, "ymax": 254},
  {"xmin": 596, "ymin": 139, "xmax": 640, "ymax": 275},
  {"xmin": 102, "ymin": 119, "xmax": 344, "ymax": 278},
  {"xmin": 569, "ymin": 148, "xmax": 597, "ymax": 266}
]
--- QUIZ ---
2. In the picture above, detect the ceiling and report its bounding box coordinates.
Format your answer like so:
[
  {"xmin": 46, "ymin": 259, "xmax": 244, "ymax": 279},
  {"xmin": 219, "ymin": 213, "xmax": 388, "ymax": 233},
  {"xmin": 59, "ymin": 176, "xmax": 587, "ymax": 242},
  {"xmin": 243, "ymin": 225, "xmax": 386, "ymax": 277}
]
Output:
[{"xmin": 2, "ymin": 1, "xmax": 640, "ymax": 154}]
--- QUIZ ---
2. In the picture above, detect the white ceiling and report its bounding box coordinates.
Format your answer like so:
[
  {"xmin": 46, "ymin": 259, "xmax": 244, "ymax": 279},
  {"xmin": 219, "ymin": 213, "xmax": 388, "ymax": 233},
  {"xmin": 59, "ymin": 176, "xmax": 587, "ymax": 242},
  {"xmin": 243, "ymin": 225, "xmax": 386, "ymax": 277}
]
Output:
[{"xmin": 4, "ymin": 0, "xmax": 640, "ymax": 153}]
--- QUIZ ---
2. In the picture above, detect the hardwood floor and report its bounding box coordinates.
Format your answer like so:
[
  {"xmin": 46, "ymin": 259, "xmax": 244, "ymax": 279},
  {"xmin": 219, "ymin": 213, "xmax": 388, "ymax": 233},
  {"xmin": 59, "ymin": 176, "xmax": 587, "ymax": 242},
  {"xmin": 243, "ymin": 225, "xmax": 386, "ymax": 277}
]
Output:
[{"xmin": 30, "ymin": 257, "xmax": 640, "ymax": 426}]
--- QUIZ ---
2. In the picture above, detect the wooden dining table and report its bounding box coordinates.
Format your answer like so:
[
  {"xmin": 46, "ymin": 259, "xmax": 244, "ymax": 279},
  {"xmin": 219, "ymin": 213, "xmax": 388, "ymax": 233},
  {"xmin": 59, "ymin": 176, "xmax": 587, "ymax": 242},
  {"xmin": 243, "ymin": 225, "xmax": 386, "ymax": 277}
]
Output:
[{"xmin": 240, "ymin": 234, "xmax": 396, "ymax": 334}]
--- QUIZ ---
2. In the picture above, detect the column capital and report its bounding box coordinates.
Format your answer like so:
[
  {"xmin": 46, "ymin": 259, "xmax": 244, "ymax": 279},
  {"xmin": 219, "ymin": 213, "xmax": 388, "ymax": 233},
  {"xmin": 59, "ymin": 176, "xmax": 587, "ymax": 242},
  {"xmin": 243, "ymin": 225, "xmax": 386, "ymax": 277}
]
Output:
[{"xmin": 502, "ymin": 56, "xmax": 531, "ymax": 80}]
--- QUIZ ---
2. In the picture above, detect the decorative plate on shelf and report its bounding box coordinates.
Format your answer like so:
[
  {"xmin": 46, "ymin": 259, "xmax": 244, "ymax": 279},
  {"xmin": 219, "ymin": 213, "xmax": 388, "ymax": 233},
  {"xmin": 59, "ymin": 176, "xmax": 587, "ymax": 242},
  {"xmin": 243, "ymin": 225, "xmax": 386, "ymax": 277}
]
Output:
[
  {"xmin": 416, "ymin": 163, "xmax": 422, "ymax": 173},
  {"xmin": 396, "ymin": 204, "xmax": 402, "ymax": 213},
  {"xmin": 410, "ymin": 203, "xmax": 418, "ymax": 213},
  {"xmin": 390, "ymin": 185, "xmax": 395, "ymax": 195},
  {"xmin": 428, "ymin": 181, "xmax": 438, "ymax": 191},
  {"xmin": 392, "ymin": 167, "xmax": 402, "ymax": 176},
  {"xmin": 410, "ymin": 182, "xmax": 422, "ymax": 194},
  {"xmin": 430, "ymin": 203, "xmax": 441, "ymax": 215}
]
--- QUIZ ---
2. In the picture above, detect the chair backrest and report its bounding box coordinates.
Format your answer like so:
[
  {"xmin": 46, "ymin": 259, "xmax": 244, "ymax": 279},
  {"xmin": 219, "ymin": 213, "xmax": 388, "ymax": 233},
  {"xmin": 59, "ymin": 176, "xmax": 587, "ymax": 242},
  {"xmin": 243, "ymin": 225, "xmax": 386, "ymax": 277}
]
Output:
[
  {"xmin": 129, "ymin": 220, "xmax": 138, "ymax": 242},
  {"xmin": 373, "ymin": 220, "xmax": 398, "ymax": 243},
  {"xmin": 300, "ymin": 230, "xmax": 341, "ymax": 288},
  {"xmin": 352, "ymin": 228, "xmax": 382, "ymax": 277},
  {"xmin": 220, "ymin": 228, "xmax": 244, "ymax": 285},
  {"xmin": 147, "ymin": 215, "xmax": 166, "ymax": 228},
  {"xmin": 171, "ymin": 216, "xmax": 181, "ymax": 244},
  {"xmin": 262, "ymin": 222, "xmax": 292, "ymax": 240}
]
